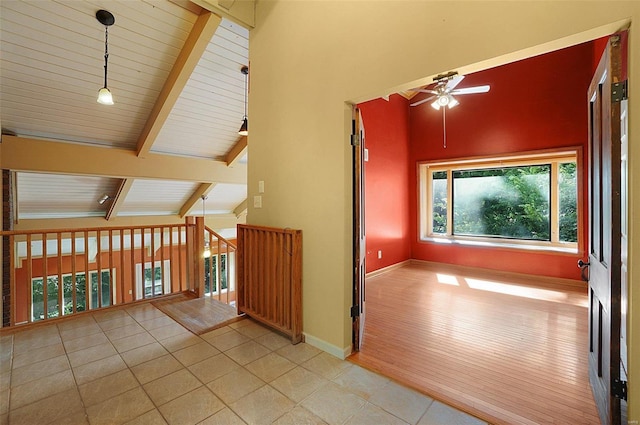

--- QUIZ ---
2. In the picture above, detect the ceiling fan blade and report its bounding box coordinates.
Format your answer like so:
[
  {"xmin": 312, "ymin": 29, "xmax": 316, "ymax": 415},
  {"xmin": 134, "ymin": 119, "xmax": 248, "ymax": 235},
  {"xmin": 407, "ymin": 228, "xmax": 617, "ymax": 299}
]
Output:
[
  {"xmin": 411, "ymin": 89, "xmax": 439, "ymax": 95},
  {"xmin": 444, "ymin": 75, "xmax": 465, "ymax": 91},
  {"xmin": 451, "ymin": 85, "xmax": 491, "ymax": 95},
  {"xmin": 410, "ymin": 95, "xmax": 437, "ymax": 107}
]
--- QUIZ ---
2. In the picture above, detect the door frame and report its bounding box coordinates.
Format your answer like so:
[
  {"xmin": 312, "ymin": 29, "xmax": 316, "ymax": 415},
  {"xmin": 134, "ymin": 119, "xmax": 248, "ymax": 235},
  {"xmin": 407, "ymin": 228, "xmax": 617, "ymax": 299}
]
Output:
[{"xmin": 352, "ymin": 106, "xmax": 366, "ymax": 352}]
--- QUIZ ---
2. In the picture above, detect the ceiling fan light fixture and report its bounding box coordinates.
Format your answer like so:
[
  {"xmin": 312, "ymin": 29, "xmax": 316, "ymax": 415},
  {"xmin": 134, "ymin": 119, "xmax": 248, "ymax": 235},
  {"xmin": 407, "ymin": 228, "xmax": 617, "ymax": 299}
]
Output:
[{"xmin": 447, "ymin": 95, "xmax": 459, "ymax": 109}]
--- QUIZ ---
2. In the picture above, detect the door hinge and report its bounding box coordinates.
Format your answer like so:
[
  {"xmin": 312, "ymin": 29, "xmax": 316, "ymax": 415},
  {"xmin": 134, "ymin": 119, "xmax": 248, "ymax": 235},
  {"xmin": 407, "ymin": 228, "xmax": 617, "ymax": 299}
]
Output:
[
  {"xmin": 612, "ymin": 80, "xmax": 628, "ymax": 102},
  {"xmin": 350, "ymin": 305, "xmax": 360, "ymax": 318},
  {"xmin": 351, "ymin": 133, "xmax": 360, "ymax": 147},
  {"xmin": 612, "ymin": 378, "xmax": 627, "ymax": 401}
]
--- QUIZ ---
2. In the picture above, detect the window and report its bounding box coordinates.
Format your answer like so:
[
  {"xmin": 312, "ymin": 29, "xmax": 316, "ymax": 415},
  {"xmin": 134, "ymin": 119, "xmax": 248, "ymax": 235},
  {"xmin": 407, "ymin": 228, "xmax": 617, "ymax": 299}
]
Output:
[
  {"xmin": 204, "ymin": 252, "xmax": 235, "ymax": 297},
  {"xmin": 135, "ymin": 261, "xmax": 171, "ymax": 300},
  {"xmin": 31, "ymin": 270, "xmax": 113, "ymax": 321},
  {"xmin": 420, "ymin": 150, "xmax": 579, "ymax": 251}
]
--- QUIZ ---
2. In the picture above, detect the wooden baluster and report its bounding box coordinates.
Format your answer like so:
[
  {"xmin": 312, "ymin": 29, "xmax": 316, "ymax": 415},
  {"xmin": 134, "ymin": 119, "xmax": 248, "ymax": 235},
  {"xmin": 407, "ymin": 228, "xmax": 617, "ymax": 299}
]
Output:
[
  {"xmin": 26, "ymin": 234, "xmax": 33, "ymax": 322},
  {"xmin": 71, "ymin": 232, "xmax": 77, "ymax": 313},
  {"xmin": 225, "ymin": 244, "xmax": 230, "ymax": 305},
  {"xmin": 96, "ymin": 230, "xmax": 102, "ymax": 308},
  {"xmin": 107, "ymin": 230, "xmax": 113, "ymax": 306},
  {"xmin": 130, "ymin": 229, "xmax": 136, "ymax": 301},
  {"xmin": 277, "ymin": 233, "xmax": 283, "ymax": 326},
  {"xmin": 57, "ymin": 233, "xmax": 63, "ymax": 317},
  {"xmin": 140, "ymin": 228, "xmax": 146, "ymax": 299},
  {"xmin": 9, "ymin": 234, "xmax": 16, "ymax": 326},
  {"xmin": 291, "ymin": 230, "xmax": 302, "ymax": 343},
  {"xmin": 169, "ymin": 226, "xmax": 174, "ymax": 294},
  {"xmin": 84, "ymin": 231, "xmax": 89, "ymax": 310},
  {"xmin": 42, "ymin": 233, "xmax": 47, "ymax": 320},
  {"xmin": 216, "ymin": 237, "xmax": 221, "ymax": 300},
  {"xmin": 178, "ymin": 225, "xmax": 183, "ymax": 292},
  {"xmin": 119, "ymin": 230, "xmax": 125, "ymax": 304},
  {"xmin": 160, "ymin": 227, "xmax": 165, "ymax": 295}
]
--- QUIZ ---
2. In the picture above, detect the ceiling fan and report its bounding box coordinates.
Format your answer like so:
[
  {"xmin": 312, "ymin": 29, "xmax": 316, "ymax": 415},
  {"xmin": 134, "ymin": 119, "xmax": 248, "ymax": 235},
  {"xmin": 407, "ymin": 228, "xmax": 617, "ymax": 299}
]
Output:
[
  {"xmin": 410, "ymin": 71, "xmax": 490, "ymax": 109},
  {"xmin": 409, "ymin": 72, "xmax": 490, "ymax": 148}
]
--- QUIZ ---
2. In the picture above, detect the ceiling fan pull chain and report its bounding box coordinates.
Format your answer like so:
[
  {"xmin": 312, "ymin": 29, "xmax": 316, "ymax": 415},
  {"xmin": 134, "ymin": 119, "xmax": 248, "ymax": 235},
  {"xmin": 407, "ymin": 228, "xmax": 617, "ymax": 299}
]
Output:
[{"xmin": 442, "ymin": 108, "xmax": 447, "ymax": 148}]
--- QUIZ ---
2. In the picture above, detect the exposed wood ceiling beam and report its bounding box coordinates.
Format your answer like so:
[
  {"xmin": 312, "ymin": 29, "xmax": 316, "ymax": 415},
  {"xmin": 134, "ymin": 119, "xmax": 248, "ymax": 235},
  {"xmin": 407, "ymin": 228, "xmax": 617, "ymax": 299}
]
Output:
[
  {"xmin": 225, "ymin": 136, "xmax": 247, "ymax": 167},
  {"xmin": 106, "ymin": 179, "xmax": 134, "ymax": 221},
  {"xmin": 190, "ymin": 0, "xmax": 255, "ymax": 29},
  {"xmin": 136, "ymin": 11, "xmax": 222, "ymax": 157},
  {"xmin": 179, "ymin": 182, "xmax": 216, "ymax": 218},
  {"xmin": 2, "ymin": 136, "xmax": 246, "ymax": 185},
  {"xmin": 12, "ymin": 214, "xmax": 242, "ymax": 232},
  {"xmin": 168, "ymin": 0, "xmax": 204, "ymax": 15},
  {"xmin": 233, "ymin": 199, "xmax": 247, "ymax": 217}
]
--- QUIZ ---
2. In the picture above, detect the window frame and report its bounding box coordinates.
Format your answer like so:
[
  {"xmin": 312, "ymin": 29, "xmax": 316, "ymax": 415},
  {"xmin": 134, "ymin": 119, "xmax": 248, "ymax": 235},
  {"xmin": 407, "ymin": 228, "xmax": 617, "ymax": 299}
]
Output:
[
  {"xmin": 31, "ymin": 269, "xmax": 116, "ymax": 321},
  {"xmin": 135, "ymin": 260, "xmax": 171, "ymax": 300},
  {"xmin": 204, "ymin": 252, "xmax": 236, "ymax": 296},
  {"xmin": 418, "ymin": 149, "xmax": 582, "ymax": 253}
]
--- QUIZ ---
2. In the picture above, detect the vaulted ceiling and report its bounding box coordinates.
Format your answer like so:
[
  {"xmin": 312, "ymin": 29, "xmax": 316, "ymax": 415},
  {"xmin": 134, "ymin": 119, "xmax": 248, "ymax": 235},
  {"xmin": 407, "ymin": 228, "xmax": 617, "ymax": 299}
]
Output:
[{"xmin": 0, "ymin": 0, "xmax": 249, "ymax": 232}]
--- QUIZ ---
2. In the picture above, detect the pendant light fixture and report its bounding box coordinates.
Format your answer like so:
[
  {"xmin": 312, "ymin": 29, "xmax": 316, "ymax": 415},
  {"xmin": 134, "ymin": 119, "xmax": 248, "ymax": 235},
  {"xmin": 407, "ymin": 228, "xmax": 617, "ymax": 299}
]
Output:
[
  {"xmin": 201, "ymin": 195, "xmax": 211, "ymax": 258},
  {"xmin": 96, "ymin": 10, "xmax": 115, "ymax": 105},
  {"xmin": 238, "ymin": 66, "xmax": 249, "ymax": 136}
]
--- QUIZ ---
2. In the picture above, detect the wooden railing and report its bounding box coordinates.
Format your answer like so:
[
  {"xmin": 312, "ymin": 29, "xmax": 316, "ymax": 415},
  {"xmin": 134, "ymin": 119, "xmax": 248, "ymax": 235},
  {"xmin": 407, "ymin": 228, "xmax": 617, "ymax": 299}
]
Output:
[
  {"xmin": 203, "ymin": 226, "xmax": 237, "ymax": 304},
  {"xmin": 1, "ymin": 217, "xmax": 238, "ymax": 328},
  {"xmin": 236, "ymin": 224, "xmax": 302, "ymax": 343},
  {"xmin": 3, "ymin": 224, "xmax": 190, "ymax": 326}
]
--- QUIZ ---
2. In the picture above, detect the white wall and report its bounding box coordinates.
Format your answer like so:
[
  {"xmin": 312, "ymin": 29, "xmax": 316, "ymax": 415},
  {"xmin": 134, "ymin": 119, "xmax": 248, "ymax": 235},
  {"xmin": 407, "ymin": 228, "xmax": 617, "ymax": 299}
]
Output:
[{"xmin": 248, "ymin": 0, "xmax": 639, "ymax": 415}]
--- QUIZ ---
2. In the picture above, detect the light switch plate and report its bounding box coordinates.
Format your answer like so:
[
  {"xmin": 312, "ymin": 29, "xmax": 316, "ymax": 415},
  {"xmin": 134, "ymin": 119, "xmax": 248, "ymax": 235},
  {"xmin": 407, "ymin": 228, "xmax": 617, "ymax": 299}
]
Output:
[{"xmin": 254, "ymin": 195, "xmax": 262, "ymax": 208}]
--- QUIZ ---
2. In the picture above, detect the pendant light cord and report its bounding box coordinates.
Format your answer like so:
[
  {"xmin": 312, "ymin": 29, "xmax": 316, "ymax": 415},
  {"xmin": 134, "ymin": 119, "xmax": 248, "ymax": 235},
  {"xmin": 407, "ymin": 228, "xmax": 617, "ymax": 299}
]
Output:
[
  {"xmin": 103, "ymin": 26, "xmax": 109, "ymax": 88},
  {"xmin": 243, "ymin": 70, "xmax": 247, "ymax": 119}
]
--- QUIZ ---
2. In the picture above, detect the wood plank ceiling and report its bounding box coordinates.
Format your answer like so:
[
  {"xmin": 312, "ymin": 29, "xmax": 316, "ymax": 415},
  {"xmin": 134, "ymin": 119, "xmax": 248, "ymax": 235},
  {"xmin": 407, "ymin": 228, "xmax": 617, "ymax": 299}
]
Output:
[{"xmin": 0, "ymin": 0, "xmax": 249, "ymax": 229}]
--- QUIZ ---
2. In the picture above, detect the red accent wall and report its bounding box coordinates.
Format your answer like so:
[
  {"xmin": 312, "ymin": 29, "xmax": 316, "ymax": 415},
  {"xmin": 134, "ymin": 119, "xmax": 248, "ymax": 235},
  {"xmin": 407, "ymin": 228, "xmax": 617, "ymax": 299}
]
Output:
[
  {"xmin": 358, "ymin": 40, "xmax": 611, "ymax": 279},
  {"xmin": 359, "ymin": 95, "xmax": 412, "ymax": 273},
  {"xmin": 409, "ymin": 41, "xmax": 595, "ymax": 280}
]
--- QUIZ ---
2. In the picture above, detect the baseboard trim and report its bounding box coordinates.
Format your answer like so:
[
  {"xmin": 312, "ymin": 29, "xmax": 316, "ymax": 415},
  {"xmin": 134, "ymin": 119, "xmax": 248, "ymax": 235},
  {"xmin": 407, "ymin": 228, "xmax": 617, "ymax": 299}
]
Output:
[
  {"xmin": 366, "ymin": 259, "xmax": 411, "ymax": 279},
  {"xmin": 409, "ymin": 259, "xmax": 586, "ymax": 290},
  {"xmin": 303, "ymin": 332, "xmax": 352, "ymax": 360}
]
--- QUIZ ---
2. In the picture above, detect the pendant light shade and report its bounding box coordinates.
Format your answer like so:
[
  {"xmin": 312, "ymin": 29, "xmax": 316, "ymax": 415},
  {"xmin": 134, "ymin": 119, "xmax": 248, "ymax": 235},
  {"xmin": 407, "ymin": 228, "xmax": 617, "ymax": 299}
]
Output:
[
  {"xmin": 238, "ymin": 116, "xmax": 248, "ymax": 136},
  {"xmin": 238, "ymin": 66, "xmax": 249, "ymax": 136},
  {"xmin": 97, "ymin": 87, "xmax": 114, "ymax": 105},
  {"xmin": 96, "ymin": 10, "xmax": 115, "ymax": 105}
]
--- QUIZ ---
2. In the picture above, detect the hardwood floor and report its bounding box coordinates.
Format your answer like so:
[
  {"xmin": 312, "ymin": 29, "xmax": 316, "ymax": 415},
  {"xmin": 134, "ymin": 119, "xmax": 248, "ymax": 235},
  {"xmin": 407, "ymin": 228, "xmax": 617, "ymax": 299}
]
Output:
[
  {"xmin": 152, "ymin": 293, "xmax": 244, "ymax": 335},
  {"xmin": 349, "ymin": 261, "xmax": 600, "ymax": 425}
]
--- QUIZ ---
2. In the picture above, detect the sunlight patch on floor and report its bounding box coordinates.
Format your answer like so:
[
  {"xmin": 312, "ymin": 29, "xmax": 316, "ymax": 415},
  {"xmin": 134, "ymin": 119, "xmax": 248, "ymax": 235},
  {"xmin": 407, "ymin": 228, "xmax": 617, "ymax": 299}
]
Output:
[
  {"xmin": 464, "ymin": 277, "xmax": 578, "ymax": 304},
  {"xmin": 436, "ymin": 273, "xmax": 460, "ymax": 286}
]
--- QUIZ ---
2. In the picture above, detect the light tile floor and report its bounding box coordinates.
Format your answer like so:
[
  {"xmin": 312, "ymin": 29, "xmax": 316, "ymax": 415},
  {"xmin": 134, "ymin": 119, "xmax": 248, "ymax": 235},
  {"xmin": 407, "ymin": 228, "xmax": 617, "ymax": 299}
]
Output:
[{"xmin": 0, "ymin": 303, "xmax": 488, "ymax": 425}]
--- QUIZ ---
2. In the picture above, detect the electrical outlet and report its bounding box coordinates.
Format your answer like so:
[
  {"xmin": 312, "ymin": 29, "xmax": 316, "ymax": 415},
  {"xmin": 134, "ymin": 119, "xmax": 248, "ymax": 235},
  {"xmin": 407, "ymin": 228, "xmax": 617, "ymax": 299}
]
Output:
[
  {"xmin": 258, "ymin": 180, "xmax": 265, "ymax": 193},
  {"xmin": 254, "ymin": 195, "xmax": 262, "ymax": 208},
  {"xmin": 378, "ymin": 250, "xmax": 382, "ymax": 259}
]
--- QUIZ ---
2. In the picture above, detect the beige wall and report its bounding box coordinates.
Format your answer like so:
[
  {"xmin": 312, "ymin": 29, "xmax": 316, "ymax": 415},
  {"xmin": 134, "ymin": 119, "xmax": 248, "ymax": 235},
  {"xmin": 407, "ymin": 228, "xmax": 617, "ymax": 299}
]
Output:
[{"xmin": 249, "ymin": 0, "xmax": 639, "ymax": 416}]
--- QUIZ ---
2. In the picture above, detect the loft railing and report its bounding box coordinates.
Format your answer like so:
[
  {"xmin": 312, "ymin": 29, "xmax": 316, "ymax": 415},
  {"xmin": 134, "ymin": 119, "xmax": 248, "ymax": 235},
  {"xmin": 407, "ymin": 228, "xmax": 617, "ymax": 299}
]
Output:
[
  {"xmin": 1, "ymin": 217, "xmax": 236, "ymax": 327},
  {"xmin": 203, "ymin": 226, "xmax": 237, "ymax": 305}
]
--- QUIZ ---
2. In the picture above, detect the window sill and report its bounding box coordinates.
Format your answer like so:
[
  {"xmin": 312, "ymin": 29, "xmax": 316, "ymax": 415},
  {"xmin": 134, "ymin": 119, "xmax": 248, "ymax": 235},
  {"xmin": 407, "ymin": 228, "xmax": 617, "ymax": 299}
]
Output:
[{"xmin": 420, "ymin": 236, "xmax": 579, "ymax": 255}]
